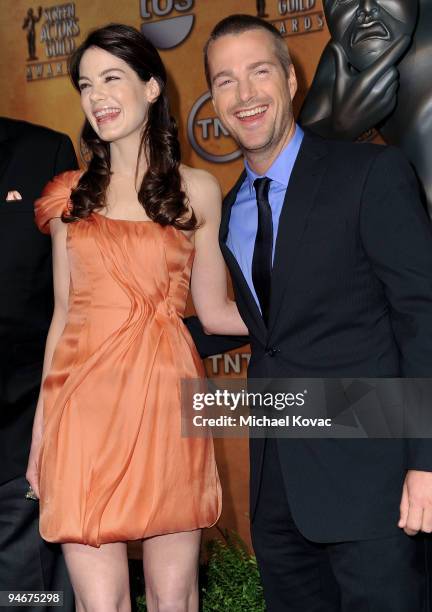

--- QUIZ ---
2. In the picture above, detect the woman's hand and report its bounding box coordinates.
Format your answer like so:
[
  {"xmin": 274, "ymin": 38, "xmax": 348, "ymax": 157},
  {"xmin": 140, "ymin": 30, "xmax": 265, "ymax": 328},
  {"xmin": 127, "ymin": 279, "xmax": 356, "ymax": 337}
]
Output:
[
  {"xmin": 26, "ymin": 442, "xmax": 41, "ymax": 499},
  {"xmin": 25, "ymin": 418, "xmax": 43, "ymax": 499}
]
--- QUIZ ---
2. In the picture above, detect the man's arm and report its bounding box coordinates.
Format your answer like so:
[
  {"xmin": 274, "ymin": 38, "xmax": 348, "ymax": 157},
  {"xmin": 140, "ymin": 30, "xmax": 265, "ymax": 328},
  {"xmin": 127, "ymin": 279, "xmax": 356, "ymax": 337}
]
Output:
[
  {"xmin": 360, "ymin": 145, "xmax": 432, "ymax": 534},
  {"xmin": 184, "ymin": 316, "xmax": 249, "ymax": 359},
  {"xmin": 360, "ymin": 147, "xmax": 432, "ymax": 382}
]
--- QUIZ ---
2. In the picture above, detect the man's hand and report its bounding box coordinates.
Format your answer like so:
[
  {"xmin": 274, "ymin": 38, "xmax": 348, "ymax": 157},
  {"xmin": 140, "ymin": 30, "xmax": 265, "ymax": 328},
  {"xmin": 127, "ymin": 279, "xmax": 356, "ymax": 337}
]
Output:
[
  {"xmin": 398, "ymin": 470, "xmax": 432, "ymax": 535},
  {"xmin": 329, "ymin": 35, "xmax": 410, "ymax": 139}
]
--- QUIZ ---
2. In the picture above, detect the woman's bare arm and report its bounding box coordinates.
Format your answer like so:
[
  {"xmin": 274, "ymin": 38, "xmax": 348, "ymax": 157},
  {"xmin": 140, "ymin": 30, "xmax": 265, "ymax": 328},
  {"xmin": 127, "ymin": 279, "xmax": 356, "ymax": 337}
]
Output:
[
  {"xmin": 26, "ymin": 218, "xmax": 70, "ymax": 496},
  {"xmin": 185, "ymin": 167, "xmax": 248, "ymax": 336}
]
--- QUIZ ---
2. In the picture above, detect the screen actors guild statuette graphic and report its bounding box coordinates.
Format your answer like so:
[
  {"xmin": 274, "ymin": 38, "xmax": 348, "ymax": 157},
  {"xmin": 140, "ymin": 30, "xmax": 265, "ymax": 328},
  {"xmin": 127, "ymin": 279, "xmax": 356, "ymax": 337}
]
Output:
[
  {"xmin": 140, "ymin": 0, "xmax": 194, "ymax": 49},
  {"xmin": 24, "ymin": 3, "xmax": 80, "ymax": 82},
  {"xmin": 23, "ymin": 6, "xmax": 42, "ymax": 60},
  {"xmin": 300, "ymin": 0, "xmax": 432, "ymax": 216}
]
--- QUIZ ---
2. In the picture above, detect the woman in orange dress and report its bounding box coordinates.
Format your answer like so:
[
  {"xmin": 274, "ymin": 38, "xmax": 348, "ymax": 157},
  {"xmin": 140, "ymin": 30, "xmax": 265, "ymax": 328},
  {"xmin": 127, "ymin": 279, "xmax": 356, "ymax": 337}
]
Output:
[{"xmin": 25, "ymin": 24, "xmax": 247, "ymax": 612}]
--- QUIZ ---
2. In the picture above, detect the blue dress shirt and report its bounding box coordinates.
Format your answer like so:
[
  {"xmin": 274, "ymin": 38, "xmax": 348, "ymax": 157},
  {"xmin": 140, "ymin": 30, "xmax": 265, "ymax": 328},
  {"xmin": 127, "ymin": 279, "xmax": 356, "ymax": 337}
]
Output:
[{"xmin": 226, "ymin": 124, "xmax": 304, "ymax": 309}]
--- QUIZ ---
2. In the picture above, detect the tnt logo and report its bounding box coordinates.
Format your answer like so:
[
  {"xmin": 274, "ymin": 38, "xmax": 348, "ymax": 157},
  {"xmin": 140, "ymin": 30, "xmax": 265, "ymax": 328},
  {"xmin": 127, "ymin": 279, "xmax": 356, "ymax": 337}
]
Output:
[{"xmin": 187, "ymin": 92, "xmax": 241, "ymax": 164}]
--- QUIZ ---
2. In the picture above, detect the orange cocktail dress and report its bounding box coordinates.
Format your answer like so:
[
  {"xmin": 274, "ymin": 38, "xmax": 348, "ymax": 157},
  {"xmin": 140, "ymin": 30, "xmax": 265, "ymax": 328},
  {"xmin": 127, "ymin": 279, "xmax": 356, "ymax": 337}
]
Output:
[{"xmin": 34, "ymin": 170, "xmax": 221, "ymax": 547}]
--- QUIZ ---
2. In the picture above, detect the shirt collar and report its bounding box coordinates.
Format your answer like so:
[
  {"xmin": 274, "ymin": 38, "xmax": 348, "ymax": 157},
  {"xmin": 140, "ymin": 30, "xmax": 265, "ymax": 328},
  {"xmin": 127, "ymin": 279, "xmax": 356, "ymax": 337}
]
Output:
[{"xmin": 244, "ymin": 123, "xmax": 304, "ymax": 194}]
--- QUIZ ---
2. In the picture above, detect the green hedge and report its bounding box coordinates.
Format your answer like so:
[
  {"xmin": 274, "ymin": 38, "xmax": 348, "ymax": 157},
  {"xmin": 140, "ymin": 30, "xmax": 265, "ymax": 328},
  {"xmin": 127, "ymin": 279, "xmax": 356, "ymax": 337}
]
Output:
[{"xmin": 134, "ymin": 531, "xmax": 265, "ymax": 611}]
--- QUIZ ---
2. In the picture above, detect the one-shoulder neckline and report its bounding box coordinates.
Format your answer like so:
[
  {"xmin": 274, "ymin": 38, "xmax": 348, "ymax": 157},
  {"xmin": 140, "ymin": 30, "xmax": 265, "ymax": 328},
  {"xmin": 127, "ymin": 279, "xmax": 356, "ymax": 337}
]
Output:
[{"xmin": 92, "ymin": 211, "xmax": 194, "ymax": 246}]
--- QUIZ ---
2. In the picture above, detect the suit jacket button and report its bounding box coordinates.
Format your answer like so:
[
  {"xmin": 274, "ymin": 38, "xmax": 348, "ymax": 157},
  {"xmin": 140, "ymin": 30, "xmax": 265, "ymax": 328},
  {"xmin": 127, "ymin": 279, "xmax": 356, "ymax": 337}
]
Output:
[{"xmin": 266, "ymin": 347, "xmax": 278, "ymax": 357}]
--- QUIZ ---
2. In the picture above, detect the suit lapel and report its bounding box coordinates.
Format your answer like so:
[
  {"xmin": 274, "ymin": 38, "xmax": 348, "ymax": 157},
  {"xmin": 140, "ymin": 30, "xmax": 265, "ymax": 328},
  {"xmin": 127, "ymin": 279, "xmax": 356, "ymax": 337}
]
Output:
[
  {"xmin": 220, "ymin": 171, "xmax": 268, "ymax": 341},
  {"xmin": 0, "ymin": 120, "xmax": 12, "ymax": 193},
  {"xmin": 0, "ymin": 146, "xmax": 8, "ymax": 179},
  {"xmin": 268, "ymin": 132, "xmax": 329, "ymax": 338}
]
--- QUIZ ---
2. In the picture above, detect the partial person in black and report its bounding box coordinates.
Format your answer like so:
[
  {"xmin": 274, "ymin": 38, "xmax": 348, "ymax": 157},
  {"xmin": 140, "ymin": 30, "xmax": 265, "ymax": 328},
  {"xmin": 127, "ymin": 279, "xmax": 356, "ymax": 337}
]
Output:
[{"xmin": 0, "ymin": 117, "xmax": 77, "ymax": 612}]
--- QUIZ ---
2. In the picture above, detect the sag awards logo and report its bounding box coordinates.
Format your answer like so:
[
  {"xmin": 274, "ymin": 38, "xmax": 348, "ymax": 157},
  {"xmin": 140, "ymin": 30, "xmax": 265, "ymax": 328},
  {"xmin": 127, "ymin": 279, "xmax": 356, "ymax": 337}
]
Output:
[
  {"xmin": 140, "ymin": 0, "xmax": 195, "ymax": 49},
  {"xmin": 273, "ymin": 0, "xmax": 324, "ymax": 36},
  {"xmin": 256, "ymin": 0, "xmax": 325, "ymax": 36},
  {"xmin": 24, "ymin": 3, "xmax": 80, "ymax": 81}
]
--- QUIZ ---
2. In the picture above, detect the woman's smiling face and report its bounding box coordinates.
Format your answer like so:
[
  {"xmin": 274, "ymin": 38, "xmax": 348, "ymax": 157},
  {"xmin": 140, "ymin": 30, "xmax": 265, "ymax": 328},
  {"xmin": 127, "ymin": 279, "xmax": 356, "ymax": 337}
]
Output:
[{"xmin": 78, "ymin": 46, "xmax": 158, "ymax": 144}]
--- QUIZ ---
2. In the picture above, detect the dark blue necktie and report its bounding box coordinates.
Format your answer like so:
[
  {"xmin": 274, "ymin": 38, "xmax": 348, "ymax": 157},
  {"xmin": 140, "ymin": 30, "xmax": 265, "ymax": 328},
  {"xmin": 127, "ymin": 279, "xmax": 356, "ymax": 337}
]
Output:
[{"xmin": 252, "ymin": 177, "xmax": 273, "ymax": 326}]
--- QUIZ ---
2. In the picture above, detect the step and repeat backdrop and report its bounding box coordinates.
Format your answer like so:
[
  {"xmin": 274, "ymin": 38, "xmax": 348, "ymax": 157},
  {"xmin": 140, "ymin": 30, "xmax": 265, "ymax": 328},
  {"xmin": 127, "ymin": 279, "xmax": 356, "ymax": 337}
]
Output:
[{"xmin": 0, "ymin": 0, "xmax": 330, "ymax": 549}]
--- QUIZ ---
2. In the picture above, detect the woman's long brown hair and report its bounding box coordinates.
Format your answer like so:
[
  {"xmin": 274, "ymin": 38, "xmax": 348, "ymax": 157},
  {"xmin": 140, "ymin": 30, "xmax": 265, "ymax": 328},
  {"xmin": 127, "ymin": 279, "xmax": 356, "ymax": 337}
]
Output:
[{"xmin": 65, "ymin": 23, "xmax": 197, "ymax": 230}]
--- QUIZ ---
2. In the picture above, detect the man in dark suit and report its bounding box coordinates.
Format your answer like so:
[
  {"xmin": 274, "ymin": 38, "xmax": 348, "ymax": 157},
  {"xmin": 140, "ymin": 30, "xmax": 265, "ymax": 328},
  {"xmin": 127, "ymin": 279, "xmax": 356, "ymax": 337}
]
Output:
[
  {"xmin": 197, "ymin": 14, "xmax": 432, "ymax": 611},
  {"xmin": 0, "ymin": 117, "xmax": 77, "ymax": 610}
]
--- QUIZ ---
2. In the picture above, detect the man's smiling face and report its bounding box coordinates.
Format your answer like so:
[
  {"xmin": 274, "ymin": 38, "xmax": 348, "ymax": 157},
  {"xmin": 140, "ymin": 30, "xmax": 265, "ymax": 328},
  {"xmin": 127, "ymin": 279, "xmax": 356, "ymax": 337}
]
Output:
[
  {"xmin": 324, "ymin": 0, "xmax": 418, "ymax": 70},
  {"xmin": 207, "ymin": 29, "xmax": 297, "ymax": 157}
]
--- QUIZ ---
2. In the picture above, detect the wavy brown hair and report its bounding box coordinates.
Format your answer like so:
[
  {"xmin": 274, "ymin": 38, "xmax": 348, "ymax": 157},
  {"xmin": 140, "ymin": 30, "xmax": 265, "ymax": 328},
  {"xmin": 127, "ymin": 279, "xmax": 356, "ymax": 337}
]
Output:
[{"xmin": 64, "ymin": 23, "xmax": 196, "ymax": 230}]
